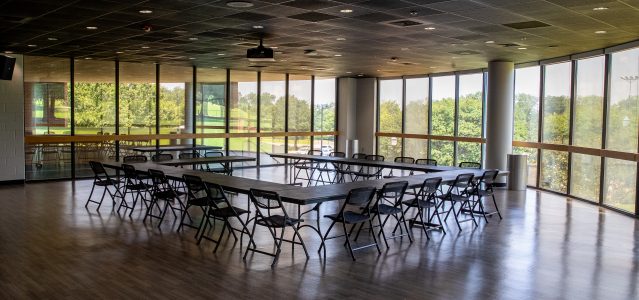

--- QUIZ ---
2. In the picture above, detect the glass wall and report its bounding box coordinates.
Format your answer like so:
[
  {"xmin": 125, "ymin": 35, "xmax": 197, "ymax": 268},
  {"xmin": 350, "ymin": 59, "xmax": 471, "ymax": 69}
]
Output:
[
  {"xmin": 404, "ymin": 77, "xmax": 428, "ymax": 158},
  {"xmin": 24, "ymin": 56, "xmax": 71, "ymax": 180},
  {"xmin": 260, "ymin": 73, "xmax": 286, "ymax": 165},
  {"xmin": 431, "ymin": 75, "xmax": 456, "ymax": 165},
  {"xmin": 313, "ymin": 77, "xmax": 336, "ymax": 154},
  {"xmin": 288, "ymin": 75, "xmax": 312, "ymax": 154},
  {"xmin": 119, "ymin": 62, "xmax": 156, "ymax": 157},
  {"xmin": 159, "ymin": 65, "xmax": 192, "ymax": 147},
  {"xmin": 229, "ymin": 71, "xmax": 257, "ymax": 165},
  {"xmin": 378, "ymin": 79, "xmax": 403, "ymax": 159},
  {"xmin": 196, "ymin": 68, "xmax": 226, "ymax": 149},
  {"xmin": 513, "ymin": 66, "xmax": 541, "ymax": 186},
  {"xmin": 457, "ymin": 73, "xmax": 483, "ymax": 164}
]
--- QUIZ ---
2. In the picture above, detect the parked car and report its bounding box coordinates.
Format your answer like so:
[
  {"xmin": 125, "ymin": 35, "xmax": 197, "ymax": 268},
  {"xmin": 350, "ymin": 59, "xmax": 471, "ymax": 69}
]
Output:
[{"xmin": 320, "ymin": 145, "xmax": 333, "ymax": 156}]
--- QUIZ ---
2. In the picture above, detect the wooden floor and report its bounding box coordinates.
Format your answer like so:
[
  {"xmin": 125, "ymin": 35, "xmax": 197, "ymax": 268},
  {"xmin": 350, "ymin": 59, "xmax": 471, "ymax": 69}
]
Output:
[{"xmin": 1, "ymin": 167, "xmax": 638, "ymax": 299}]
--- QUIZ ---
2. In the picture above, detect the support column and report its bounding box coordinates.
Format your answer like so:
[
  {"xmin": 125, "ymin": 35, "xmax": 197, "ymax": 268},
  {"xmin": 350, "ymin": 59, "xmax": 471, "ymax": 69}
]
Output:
[
  {"xmin": 485, "ymin": 61, "xmax": 514, "ymax": 181},
  {"xmin": 337, "ymin": 78, "xmax": 356, "ymax": 155}
]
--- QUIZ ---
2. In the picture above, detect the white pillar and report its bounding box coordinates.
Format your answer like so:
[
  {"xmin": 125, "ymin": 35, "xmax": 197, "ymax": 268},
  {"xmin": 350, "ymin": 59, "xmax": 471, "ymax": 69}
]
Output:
[
  {"xmin": 485, "ymin": 61, "xmax": 514, "ymax": 178},
  {"xmin": 337, "ymin": 78, "xmax": 356, "ymax": 155}
]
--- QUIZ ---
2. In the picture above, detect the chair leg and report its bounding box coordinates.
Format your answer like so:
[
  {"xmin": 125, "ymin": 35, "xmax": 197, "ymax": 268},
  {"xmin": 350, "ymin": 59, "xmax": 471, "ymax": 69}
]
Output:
[
  {"xmin": 319, "ymin": 221, "xmax": 337, "ymax": 256},
  {"xmin": 341, "ymin": 222, "xmax": 356, "ymax": 261},
  {"xmin": 213, "ymin": 220, "xmax": 228, "ymax": 253},
  {"xmin": 243, "ymin": 220, "xmax": 259, "ymax": 260},
  {"xmin": 84, "ymin": 181, "xmax": 97, "ymax": 208},
  {"xmin": 492, "ymin": 194, "xmax": 503, "ymax": 219},
  {"xmin": 292, "ymin": 226, "xmax": 309, "ymax": 259}
]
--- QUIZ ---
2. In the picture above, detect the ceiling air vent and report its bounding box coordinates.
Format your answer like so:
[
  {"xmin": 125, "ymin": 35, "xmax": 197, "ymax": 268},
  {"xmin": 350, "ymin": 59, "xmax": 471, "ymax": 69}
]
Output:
[{"xmin": 502, "ymin": 21, "xmax": 550, "ymax": 30}]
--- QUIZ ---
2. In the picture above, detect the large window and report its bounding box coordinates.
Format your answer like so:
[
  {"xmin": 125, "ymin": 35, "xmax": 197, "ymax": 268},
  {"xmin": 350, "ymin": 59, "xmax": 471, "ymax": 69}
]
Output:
[
  {"xmin": 430, "ymin": 76, "xmax": 456, "ymax": 165},
  {"xmin": 159, "ymin": 65, "xmax": 192, "ymax": 146},
  {"xmin": 196, "ymin": 68, "xmax": 226, "ymax": 149},
  {"xmin": 313, "ymin": 77, "xmax": 336, "ymax": 154},
  {"xmin": 260, "ymin": 73, "xmax": 286, "ymax": 165},
  {"xmin": 404, "ymin": 77, "xmax": 428, "ymax": 158},
  {"xmin": 229, "ymin": 71, "xmax": 257, "ymax": 164},
  {"xmin": 570, "ymin": 56, "xmax": 605, "ymax": 201},
  {"xmin": 288, "ymin": 75, "xmax": 312, "ymax": 154},
  {"xmin": 457, "ymin": 73, "xmax": 483, "ymax": 163},
  {"xmin": 514, "ymin": 66, "xmax": 540, "ymax": 142},
  {"xmin": 378, "ymin": 79, "xmax": 403, "ymax": 159}
]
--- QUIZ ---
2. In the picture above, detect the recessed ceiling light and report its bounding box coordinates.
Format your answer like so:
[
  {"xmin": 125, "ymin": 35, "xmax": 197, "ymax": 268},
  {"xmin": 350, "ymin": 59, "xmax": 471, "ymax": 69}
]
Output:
[
  {"xmin": 189, "ymin": 57, "xmax": 195, "ymax": 60},
  {"xmin": 376, "ymin": 69, "xmax": 381, "ymax": 71},
  {"xmin": 252, "ymin": 25, "xmax": 264, "ymax": 29},
  {"xmin": 401, "ymin": 47, "xmax": 409, "ymax": 51},
  {"xmin": 217, "ymin": 53, "xmax": 225, "ymax": 56},
  {"xmin": 429, "ymin": 66, "xmax": 436, "ymax": 69},
  {"xmin": 174, "ymin": 30, "xmax": 188, "ymax": 34},
  {"xmin": 346, "ymin": 71, "xmax": 352, "ymax": 74},
  {"xmin": 211, "ymin": 67, "xmax": 218, "ymax": 69},
  {"xmin": 4, "ymin": 50, "xmax": 14, "ymax": 54},
  {"xmin": 485, "ymin": 40, "xmax": 495, "ymax": 44},
  {"xmin": 139, "ymin": 9, "xmax": 153, "ymax": 14},
  {"xmin": 226, "ymin": 1, "xmax": 254, "ymax": 8},
  {"xmin": 188, "ymin": 37, "xmax": 199, "ymax": 41},
  {"xmin": 334, "ymin": 54, "xmax": 342, "ymax": 57},
  {"xmin": 357, "ymin": 74, "xmax": 364, "ymax": 77},
  {"xmin": 595, "ymin": 30, "xmax": 607, "ymax": 34},
  {"xmin": 84, "ymin": 57, "xmax": 92, "ymax": 60},
  {"xmin": 141, "ymin": 46, "xmax": 150, "ymax": 49},
  {"xmin": 86, "ymin": 26, "xmax": 98, "ymax": 30},
  {"xmin": 409, "ymin": 10, "xmax": 418, "ymax": 16},
  {"xmin": 271, "ymin": 46, "xmax": 278, "ymax": 49},
  {"xmin": 336, "ymin": 37, "xmax": 346, "ymax": 41},
  {"xmin": 593, "ymin": 7, "xmax": 608, "ymax": 11},
  {"xmin": 517, "ymin": 47, "xmax": 527, "ymax": 50},
  {"xmin": 424, "ymin": 27, "xmax": 436, "ymax": 30},
  {"xmin": 116, "ymin": 51, "xmax": 124, "ymax": 54},
  {"xmin": 27, "ymin": 44, "xmax": 37, "ymax": 47},
  {"xmin": 47, "ymin": 37, "xmax": 58, "ymax": 41},
  {"xmin": 340, "ymin": 9, "xmax": 353, "ymax": 13}
]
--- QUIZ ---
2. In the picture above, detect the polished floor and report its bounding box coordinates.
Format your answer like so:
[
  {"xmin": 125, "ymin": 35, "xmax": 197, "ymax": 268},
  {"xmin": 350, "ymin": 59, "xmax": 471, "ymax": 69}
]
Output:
[{"xmin": 1, "ymin": 167, "xmax": 638, "ymax": 299}]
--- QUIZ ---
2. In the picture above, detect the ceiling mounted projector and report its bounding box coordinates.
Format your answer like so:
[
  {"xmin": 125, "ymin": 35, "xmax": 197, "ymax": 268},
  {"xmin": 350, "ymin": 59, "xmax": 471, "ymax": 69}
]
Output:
[{"xmin": 247, "ymin": 38, "xmax": 274, "ymax": 62}]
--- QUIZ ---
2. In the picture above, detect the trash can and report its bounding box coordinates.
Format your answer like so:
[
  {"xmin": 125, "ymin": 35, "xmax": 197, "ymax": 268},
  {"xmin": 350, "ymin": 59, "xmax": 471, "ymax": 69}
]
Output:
[
  {"xmin": 507, "ymin": 154, "xmax": 528, "ymax": 191},
  {"xmin": 346, "ymin": 139, "xmax": 359, "ymax": 158}
]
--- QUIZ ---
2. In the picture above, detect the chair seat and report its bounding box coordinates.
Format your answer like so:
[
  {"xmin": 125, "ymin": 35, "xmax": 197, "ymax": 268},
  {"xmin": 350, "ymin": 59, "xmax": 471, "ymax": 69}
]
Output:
[
  {"xmin": 352, "ymin": 172, "xmax": 378, "ymax": 178},
  {"xmin": 372, "ymin": 204, "xmax": 402, "ymax": 215},
  {"xmin": 188, "ymin": 196, "xmax": 215, "ymax": 207},
  {"xmin": 470, "ymin": 189, "xmax": 493, "ymax": 197},
  {"xmin": 324, "ymin": 211, "xmax": 370, "ymax": 224},
  {"xmin": 256, "ymin": 215, "xmax": 302, "ymax": 228},
  {"xmin": 437, "ymin": 194, "xmax": 470, "ymax": 202},
  {"xmin": 95, "ymin": 178, "xmax": 120, "ymax": 186},
  {"xmin": 153, "ymin": 190, "xmax": 180, "ymax": 201},
  {"xmin": 402, "ymin": 197, "xmax": 437, "ymax": 208},
  {"xmin": 125, "ymin": 183, "xmax": 152, "ymax": 191},
  {"xmin": 208, "ymin": 206, "xmax": 248, "ymax": 218}
]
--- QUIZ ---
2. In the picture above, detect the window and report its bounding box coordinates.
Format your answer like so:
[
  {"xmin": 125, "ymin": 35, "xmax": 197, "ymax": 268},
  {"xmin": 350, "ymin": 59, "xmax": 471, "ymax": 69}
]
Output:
[
  {"xmin": 570, "ymin": 56, "xmax": 605, "ymax": 201},
  {"xmin": 260, "ymin": 73, "xmax": 286, "ymax": 165},
  {"xmin": 430, "ymin": 140, "xmax": 454, "ymax": 166},
  {"xmin": 378, "ymin": 79, "xmax": 403, "ymax": 159},
  {"xmin": 159, "ymin": 65, "xmax": 192, "ymax": 146},
  {"xmin": 288, "ymin": 75, "xmax": 312, "ymax": 154},
  {"xmin": 457, "ymin": 73, "xmax": 483, "ymax": 138},
  {"xmin": 607, "ymin": 47, "xmax": 639, "ymax": 153},
  {"xmin": 119, "ymin": 61, "xmax": 156, "ymax": 159},
  {"xmin": 404, "ymin": 77, "xmax": 428, "ymax": 158},
  {"xmin": 196, "ymin": 68, "xmax": 226, "ymax": 149},
  {"xmin": 229, "ymin": 71, "xmax": 257, "ymax": 164},
  {"xmin": 542, "ymin": 62, "xmax": 571, "ymax": 144},
  {"xmin": 603, "ymin": 158, "xmax": 636, "ymax": 213},
  {"xmin": 513, "ymin": 66, "xmax": 540, "ymax": 142},
  {"xmin": 431, "ymin": 76, "xmax": 455, "ymax": 137},
  {"xmin": 540, "ymin": 149, "xmax": 568, "ymax": 193},
  {"xmin": 313, "ymin": 77, "xmax": 336, "ymax": 155},
  {"xmin": 24, "ymin": 56, "xmax": 71, "ymax": 180},
  {"xmin": 74, "ymin": 60, "xmax": 115, "ymax": 177},
  {"xmin": 513, "ymin": 147, "xmax": 538, "ymax": 186}
]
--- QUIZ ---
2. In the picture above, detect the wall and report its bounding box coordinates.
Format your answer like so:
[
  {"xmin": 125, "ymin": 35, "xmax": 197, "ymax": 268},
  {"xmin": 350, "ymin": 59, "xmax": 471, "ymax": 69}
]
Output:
[
  {"xmin": 355, "ymin": 78, "xmax": 376, "ymax": 155},
  {"xmin": 0, "ymin": 54, "xmax": 25, "ymax": 182}
]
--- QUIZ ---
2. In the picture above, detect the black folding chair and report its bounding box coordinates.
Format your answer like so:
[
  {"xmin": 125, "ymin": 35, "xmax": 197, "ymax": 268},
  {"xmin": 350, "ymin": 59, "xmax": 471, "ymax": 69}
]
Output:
[
  {"xmin": 151, "ymin": 153, "xmax": 173, "ymax": 162},
  {"xmin": 178, "ymin": 174, "xmax": 216, "ymax": 237},
  {"xmin": 352, "ymin": 155, "xmax": 385, "ymax": 181},
  {"xmin": 416, "ymin": 158, "xmax": 437, "ymax": 166},
  {"xmin": 436, "ymin": 173, "xmax": 477, "ymax": 231},
  {"xmin": 293, "ymin": 150, "xmax": 321, "ymax": 186},
  {"xmin": 400, "ymin": 177, "xmax": 444, "ymax": 238},
  {"xmin": 123, "ymin": 155, "xmax": 147, "ymax": 163},
  {"xmin": 197, "ymin": 183, "xmax": 252, "ymax": 252},
  {"xmin": 386, "ymin": 156, "xmax": 415, "ymax": 177},
  {"xmin": 243, "ymin": 189, "xmax": 309, "ymax": 267},
  {"xmin": 319, "ymin": 187, "xmax": 380, "ymax": 260},
  {"xmin": 117, "ymin": 164, "xmax": 152, "ymax": 216},
  {"xmin": 145, "ymin": 169, "xmax": 186, "ymax": 228},
  {"xmin": 469, "ymin": 170, "xmax": 502, "ymax": 222},
  {"xmin": 355, "ymin": 181, "xmax": 412, "ymax": 249},
  {"xmin": 314, "ymin": 151, "xmax": 345, "ymax": 185},
  {"xmin": 84, "ymin": 161, "xmax": 121, "ymax": 211},
  {"xmin": 204, "ymin": 151, "xmax": 232, "ymax": 175},
  {"xmin": 459, "ymin": 161, "xmax": 481, "ymax": 169},
  {"xmin": 335, "ymin": 153, "xmax": 367, "ymax": 183}
]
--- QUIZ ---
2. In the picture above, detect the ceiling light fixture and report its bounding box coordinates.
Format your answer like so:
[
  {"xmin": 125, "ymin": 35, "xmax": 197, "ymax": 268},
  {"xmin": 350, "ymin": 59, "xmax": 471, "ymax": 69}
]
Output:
[
  {"xmin": 357, "ymin": 74, "xmax": 364, "ymax": 77},
  {"xmin": 340, "ymin": 9, "xmax": 353, "ymax": 13},
  {"xmin": 595, "ymin": 30, "xmax": 607, "ymax": 34},
  {"xmin": 4, "ymin": 50, "xmax": 14, "ymax": 54},
  {"xmin": 424, "ymin": 27, "xmax": 436, "ymax": 30},
  {"xmin": 346, "ymin": 71, "xmax": 352, "ymax": 74},
  {"xmin": 252, "ymin": 25, "xmax": 264, "ymax": 29},
  {"xmin": 336, "ymin": 37, "xmax": 346, "ymax": 41},
  {"xmin": 485, "ymin": 40, "xmax": 495, "ymax": 44},
  {"xmin": 47, "ymin": 37, "xmax": 58, "ymax": 41},
  {"xmin": 84, "ymin": 57, "xmax": 92, "ymax": 60},
  {"xmin": 27, "ymin": 44, "xmax": 37, "ymax": 47},
  {"xmin": 86, "ymin": 26, "xmax": 98, "ymax": 30},
  {"xmin": 334, "ymin": 54, "xmax": 342, "ymax": 57},
  {"xmin": 517, "ymin": 47, "xmax": 527, "ymax": 50},
  {"xmin": 189, "ymin": 57, "xmax": 195, "ymax": 60},
  {"xmin": 226, "ymin": 1, "xmax": 254, "ymax": 8},
  {"xmin": 188, "ymin": 37, "xmax": 199, "ymax": 41},
  {"xmin": 116, "ymin": 51, "xmax": 124, "ymax": 54},
  {"xmin": 211, "ymin": 67, "xmax": 218, "ymax": 69},
  {"xmin": 218, "ymin": 53, "xmax": 225, "ymax": 56},
  {"xmin": 593, "ymin": 7, "xmax": 608, "ymax": 11},
  {"xmin": 174, "ymin": 30, "xmax": 188, "ymax": 33},
  {"xmin": 401, "ymin": 47, "xmax": 409, "ymax": 51},
  {"xmin": 141, "ymin": 46, "xmax": 150, "ymax": 49},
  {"xmin": 139, "ymin": 9, "xmax": 153, "ymax": 14}
]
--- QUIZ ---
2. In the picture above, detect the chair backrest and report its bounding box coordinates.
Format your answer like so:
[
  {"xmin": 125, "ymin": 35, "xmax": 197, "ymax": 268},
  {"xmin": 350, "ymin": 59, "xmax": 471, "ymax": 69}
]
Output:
[
  {"xmin": 249, "ymin": 188, "xmax": 284, "ymax": 210},
  {"xmin": 377, "ymin": 181, "xmax": 408, "ymax": 206},
  {"xmin": 478, "ymin": 170, "xmax": 499, "ymax": 186},
  {"xmin": 420, "ymin": 177, "xmax": 442, "ymax": 195},
  {"xmin": 179, "ymin": 152, "xmax": 200, "ymax": 159},
  {"xmin": 450, "ymin": 173, "xmax": 474, "ymax": 192},
  {"xmin": 203, "ymin": 182, "xmax": 229, "ymax": 209},
  {"xmin": 205, "ymin": 151, "xmax": 224, "ymax": 157},
  {"xmin": 459, "ymin": 161, "xmax": 481, "ymax": 169},
  {"xmin": 89, "ymin": 161, "xmax": 107, "ymax": 177},
  {"xmin": 345, "ymin": 187, "xmax": 377, "ymax": 206},
  {"xmin": 148, "ymin": 169, "xmax": 169, "ymax": 186},
  {"xmin": 122, "ymin": 164, "xmax": 139, "ymax": 180},
  {"xmin": 183, "ymin": 174, "xmax": 205, "ymax": 197},
  {"xmin": 366, "ymin": 154, "xmax": 384, "ymax": 161},
  {"xmin": 394, "ymin": 156, "xmax": 415, "ymax": 164},
  {"xmin": 152, "ymin": 153, "xmax": 173, "ymax": 162},
  {"xmin": 415, "ymin": 158, "xmax": 437, "ymax": 166},
  {"xmin": 123, "ymin": 155, "xmax": 147, "ymax": 163},
  {"xmin": 352, "ymin": 153, "xmax": 367, "ymax": 159},
  {"xmin": 308, "ymin": 150, "xmax": 322, "ymax": 156},
  {"xmin": 330, "ymin": 151, "xmax": 346, "ymax": 158}
]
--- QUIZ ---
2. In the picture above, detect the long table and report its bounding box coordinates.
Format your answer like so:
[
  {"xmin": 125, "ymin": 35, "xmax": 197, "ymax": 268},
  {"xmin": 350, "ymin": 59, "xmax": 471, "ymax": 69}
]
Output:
[
  {"xmin": 131, "ymin": 145, "xmax": 222, "ymax": 154},
  {"xmin": 158, "ymin": 156, "xmax": 255, "ymax": 166}
]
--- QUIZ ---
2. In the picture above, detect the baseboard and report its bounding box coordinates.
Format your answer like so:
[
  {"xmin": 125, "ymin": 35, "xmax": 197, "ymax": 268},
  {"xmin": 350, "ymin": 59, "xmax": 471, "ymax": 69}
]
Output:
[{"xmin": 0, "ymin": 179, "xmax": 25, "ymax": 185}]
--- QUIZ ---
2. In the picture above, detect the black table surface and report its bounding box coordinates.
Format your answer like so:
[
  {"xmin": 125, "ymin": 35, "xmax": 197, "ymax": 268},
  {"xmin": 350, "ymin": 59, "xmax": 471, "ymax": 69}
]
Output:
[
  {"xmin": 97, "ymin": 160, "xmax": 508, "ymax": 206},
  {"xmin": 158, "ymin": 156, "xmax": 256, "ymax": 166},
  {"xmin": 269, "ymin": 153, "xmax": 462, "ymax": 172},
  {"xmin": 131, "ymin": 145, "xmax": 223, "ymax": 152}
]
